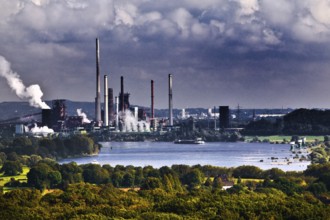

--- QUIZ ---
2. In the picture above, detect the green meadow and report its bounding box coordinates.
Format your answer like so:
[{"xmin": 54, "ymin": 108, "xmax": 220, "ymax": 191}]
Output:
[
  {"xmin": 245, "ymin": 135, "xmax": 324, "ymax": 143},
  {"xmin": 0, "ymin": 166, "xmax": 29, "ymax": 193}
]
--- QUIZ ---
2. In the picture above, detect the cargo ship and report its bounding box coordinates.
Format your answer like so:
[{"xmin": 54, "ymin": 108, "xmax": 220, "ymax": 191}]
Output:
[{"xmin": 174, "ymin": 138, "xmax": 205, "ymax": 144}]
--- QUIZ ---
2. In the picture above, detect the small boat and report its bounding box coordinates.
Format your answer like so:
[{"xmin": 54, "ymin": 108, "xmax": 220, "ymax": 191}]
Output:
[{"xmin": 174, "ymin": 138, "xmax": 205, "ymax": 144}]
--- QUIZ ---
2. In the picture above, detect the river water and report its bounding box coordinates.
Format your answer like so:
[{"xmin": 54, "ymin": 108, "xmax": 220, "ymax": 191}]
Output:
[{"xmin": 59, "ymin": 142, "xmax": 310, "ymax": 171}]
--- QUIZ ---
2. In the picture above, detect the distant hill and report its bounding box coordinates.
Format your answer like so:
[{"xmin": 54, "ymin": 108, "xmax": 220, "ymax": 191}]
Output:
[
  {"xmin": 0, "ymin": 100, "xmax": 292, "ymax": 123},
  {"xmin": 0, "ymin": 100, "xmax": 95, "ymax": 122},
  {"xmin": 0, "ymin": 101, "xmax": 41, "ymax": 121}
]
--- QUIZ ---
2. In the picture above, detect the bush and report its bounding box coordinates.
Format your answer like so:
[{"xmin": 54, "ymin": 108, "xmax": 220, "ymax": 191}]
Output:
[{"xmin": 0, "ymin": 161, "xmax": 22, "ymax": 176}]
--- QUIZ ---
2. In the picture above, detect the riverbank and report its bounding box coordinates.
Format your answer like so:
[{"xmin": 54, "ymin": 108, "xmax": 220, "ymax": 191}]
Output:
[{"xmin": 245, "ymin": 135, "xmax": 324, "ymax": 144}]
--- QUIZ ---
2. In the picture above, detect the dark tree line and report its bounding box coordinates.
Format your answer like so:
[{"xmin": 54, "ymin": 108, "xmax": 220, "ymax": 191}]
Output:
[
  {"xmin": 0, "ymin": 135, "xmax": 100, "ymax": 159},
  {"xmin": 243, "ymin": 108, "xmax": 330, "ymax": 135}
]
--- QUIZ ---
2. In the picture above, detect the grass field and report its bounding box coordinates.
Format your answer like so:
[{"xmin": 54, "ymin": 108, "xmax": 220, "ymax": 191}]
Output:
[
  {"xmin": 245, "ymin": 135, "xmax": 324, "ymax": 143},
  {"xmin": 232, "ymin": 178, "xmax": 264, "ymax": 184},
  {"xmin": 0, "ymin": 166, "xmax": 29, "ymax": 193}
]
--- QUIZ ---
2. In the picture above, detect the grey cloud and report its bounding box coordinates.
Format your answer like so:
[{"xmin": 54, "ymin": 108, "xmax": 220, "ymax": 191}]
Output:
[{"xmin": 0, "ymin": 0, "xmax": 330, "ymax": 108}]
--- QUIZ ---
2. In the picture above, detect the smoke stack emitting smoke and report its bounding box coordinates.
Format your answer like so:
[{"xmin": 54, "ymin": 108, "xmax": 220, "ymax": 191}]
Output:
[
  {"xmin": 0, "ymin": 56, "xmax": 50, "ymax": 109},
  {"xmin": 77, "ymin": 108, "xmax": 91, "ymax": 124}
]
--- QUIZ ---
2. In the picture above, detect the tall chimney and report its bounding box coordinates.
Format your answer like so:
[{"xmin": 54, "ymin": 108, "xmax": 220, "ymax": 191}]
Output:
[
  {"xmin": 120, "ymin": 76, "xmax": 124, "ymax": 112},
  {"xmin": 151, "ymin": 80, "xmax": 155, "ymax": 129},
  {"xmin": 95, "ymin": 38, "xmax": 101, "ymax": 124},
  {"xmin": 115, "ymin": 96, "xmax": 119, "ymax": 131},
  {"xmin": 168, "ymin": 74, "xmax": 173, "ymax": 126},
  {"xmin": 108, "ymin": 88, "xmax": 114, "ymax": 123},
  {"xmin": 104, "ymin": 75, "xmax": 109, "ymax": 126}
]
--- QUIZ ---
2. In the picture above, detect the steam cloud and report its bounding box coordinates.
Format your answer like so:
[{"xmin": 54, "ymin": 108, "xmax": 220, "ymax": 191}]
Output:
[
  {"xmin": 120, "ymin": 110, "xmax": 150, "ymax": 132},
  {"xmin": 0, "ymin": 55, "xmax": 50, "ymax": 109},
  {"xmin": 77, "ymin": 108, "xmax": 91, "ymax": 124},
  {"xmin": 30, "ymin": 123, "xmax": 54, "ymax": 135}
]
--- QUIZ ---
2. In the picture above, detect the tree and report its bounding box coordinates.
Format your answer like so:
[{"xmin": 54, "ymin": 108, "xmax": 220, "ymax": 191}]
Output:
[
  {"xmin": 134, "ymin": 167, "xmax": 144, "ymax": 186},
  {"xmin": 162, "ymin": 174, "xmax": 173, "ymax": 192},
  {"xmin": 39, "ymin": 139, "xmax": 57, "ymax": 154},
  {"xmin": 26, "ymin": 155, "xmax": 42, "ymax": 167},
  {"xmin": 27, "ymin": 163, "xmax": 53, "ymax": 190},
  {"xmin": 141, "ymin": 177, "xmax": 163, "ymax": 190},
  {"xmin": 143, "ymin": 166, "xmax": 160, "ymax": 178},
  {"xmin": 111, "ymin": 171, "xmax": 123, "ymax": 187},
  {"xmin": 212, "ymin": 176, "xmax": 223, "ymax": 189},
  {"xmin": 48, "ymin": 171, "xmax": 62, "ymax": 188},
  {"xmin": 0, "ymin": 152, "xmax": 7, "ymax": 165},
  {"xmin": 204, "ymin": 177, "xmax": 212, "ymax": 187},
  {"xmin": 263, "ymin": 168, "xmax": 286, "ymax": 179},
  {"xmin": 122, "ymin": 173, "xmax": 135, "ymax": 187},
  {"xmin": 171, "ymin": 164, "xmax": 191, "ymax": 179},
  {"xmin": 82, "ymin": 164, "xmax": 109, "ymax": 184},
  {"xmin": 63, "ymin": 135, "xmax": 95, "ymax": 155},
  {"xmin": 12, "ymin": 137, "xmax": 37, "ymax": 155},
  {"xmin": 308, "ymin": 182, "xmax": 327, "ymax": 196},
  {"xmin": 0, "ymin": 161, "xmax": 22, "ymax": 176},
  {"xmin": 233, "ymin": 165, "xmax": 263, "ymax": 179},
  {"xmin": 60, "ymin": 162, "xmax": 83, "ymax": 184},
  {"xmin": 183, "ymin": 169, "xmax": 204, "ymax": 189},
  {"xmin": 6, "ymin": 152, "xmax": 19, "ymax": 161}
]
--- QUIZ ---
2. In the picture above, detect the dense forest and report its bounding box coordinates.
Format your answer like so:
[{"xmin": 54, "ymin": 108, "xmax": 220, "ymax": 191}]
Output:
[
  {"xmin": 1, "ymin": 149, "xmax": 330, "ymax": 218},
  {"xmin": 0, "ymin": 135, "xmax": 100, "ymax": 159},
  {"xmin": 243, "ymin": 108, "xmax": 330, "ymax": 135}
]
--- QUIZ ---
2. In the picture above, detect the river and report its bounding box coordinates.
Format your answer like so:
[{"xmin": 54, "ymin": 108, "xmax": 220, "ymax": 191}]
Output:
[{"xmin": 59, "ymin": 142, "xmax": 310, "ymax": 171}]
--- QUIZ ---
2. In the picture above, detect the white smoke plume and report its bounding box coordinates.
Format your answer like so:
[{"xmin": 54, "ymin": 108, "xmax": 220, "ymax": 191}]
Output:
[
  {"xmin": 77, "ymin": 108, "xmax": 91, "ymax": 124},
  {"xmin": 0, "ymin": 55, "xmax": 50, "ymax": 109},
  {"xmin": 120, "ymin": 109, "xmax": 150, "ymax": 132},
  {"xmin": 30, "ymin": 123, "xmax": 54, "ymax": 136}
]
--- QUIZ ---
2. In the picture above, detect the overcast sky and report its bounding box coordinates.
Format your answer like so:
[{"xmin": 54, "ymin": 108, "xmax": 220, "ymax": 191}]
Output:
[{"xmin": 1, "ymin": 0, "xmax": 330, "ymax": 109}]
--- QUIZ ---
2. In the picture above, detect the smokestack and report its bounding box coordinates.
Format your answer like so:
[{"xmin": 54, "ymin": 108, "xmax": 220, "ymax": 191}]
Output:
[
  {"xmin": 120, "ymin": 76, "xmax": 124, "ymax": 112},
  {"xmin": 168, "ymin": 74, "xmax": 173, "ymax": 126},
  {"xmin": 108, "ymin": 88, "xmax": 114, "ymax": 123},
  {"xmin": 104, "ymin": 75, "xmax": 108, "ymax": 126},
  {"xmin": 95, "ymin": 38, "xmax": 101, "ymax": 124},
  {"xmin": 115, "ymin": 96, "xmax": 119, "ymax": 130},
  {"xmin": 151, "ymin": 80, "xmax": 154, "ymax": 129},
  {"xmin": 134, "ymin": 107, "xmax": 138, "ymax": 120}
]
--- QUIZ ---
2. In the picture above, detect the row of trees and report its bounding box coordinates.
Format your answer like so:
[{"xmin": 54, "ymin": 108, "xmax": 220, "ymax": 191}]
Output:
[
  {"xmin": 0, "ymin": 135, "xmax": 100, "ymax": 159},
  {"xmin": 243, "ymin": 108, "xmax": 330, "ymax": 135},
  {"xmin": 3, "ymin": 156, "xmax": 330, "ymax": 198},
  {"xmin": 2, "ymin": 161, "xmax": 330, "ymax": 219}
]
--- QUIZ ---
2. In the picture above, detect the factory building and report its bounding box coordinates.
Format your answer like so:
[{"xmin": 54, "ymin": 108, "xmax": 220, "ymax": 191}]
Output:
[
  {"xmin": 219, "ymin": 106, "xmax": 230, "ymax": 129},
  {"xmin": 66, "ymin": 116, "xmax": 83, "ymax": 129},
  {"xmin": 52, "ymin": 100, "xmax": 67, "ymax": 131},
  {"xmin": 42, "ymin": 109, "xmax": 52, "ymax": 128}
]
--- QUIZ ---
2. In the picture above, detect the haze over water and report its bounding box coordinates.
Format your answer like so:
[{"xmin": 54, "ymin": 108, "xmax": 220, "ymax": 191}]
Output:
[{"xmin": 60, "ymin": 142, "xmax": 310, "ymax": 171}]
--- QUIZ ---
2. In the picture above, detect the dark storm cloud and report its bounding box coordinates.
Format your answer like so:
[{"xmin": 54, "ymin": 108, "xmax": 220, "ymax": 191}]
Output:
[{"xmin": 1, "ymin": 0, "xmax": 330, "ymax": 108}]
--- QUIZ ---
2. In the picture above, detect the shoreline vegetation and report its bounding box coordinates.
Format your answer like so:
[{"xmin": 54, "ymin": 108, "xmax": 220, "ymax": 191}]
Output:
[
  {"xmin": 0, "ymin": 134, "xmax": 330, "ymax": 218},
  {"xmin": 1, "ymin": 158, "xmax": 330, "ymax": 218}
]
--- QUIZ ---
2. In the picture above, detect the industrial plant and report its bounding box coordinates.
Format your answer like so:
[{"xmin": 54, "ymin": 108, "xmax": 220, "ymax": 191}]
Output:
[{"xmin": 0, "ymin": 38, "xmax": 291, "ymax": 141}]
